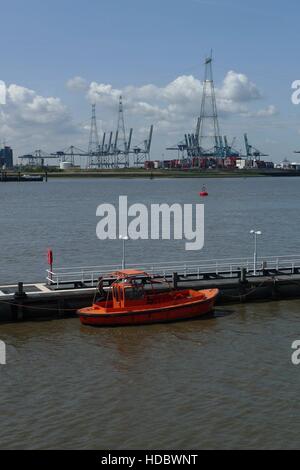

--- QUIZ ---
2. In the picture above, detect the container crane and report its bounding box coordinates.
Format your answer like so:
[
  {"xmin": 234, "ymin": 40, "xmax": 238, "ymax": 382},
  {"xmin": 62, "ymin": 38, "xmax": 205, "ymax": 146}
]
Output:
[
  {"xmin": 132, "ymin": 125, "xmax": 153, "ymax": 165},
  {"xmin": 244, "ymin": 133, "xmax": 268, "ymax": 160}
]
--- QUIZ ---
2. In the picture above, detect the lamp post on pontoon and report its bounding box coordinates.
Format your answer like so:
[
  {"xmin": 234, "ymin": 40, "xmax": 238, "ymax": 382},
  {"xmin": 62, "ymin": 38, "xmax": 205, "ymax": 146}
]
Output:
[
  {"xmin": 120, "ymin": 235, "xmax": 129, "ymax": 269},
  {"xmin": 250, "ymin": 230, "xmax": 262, "ymax": 276}
]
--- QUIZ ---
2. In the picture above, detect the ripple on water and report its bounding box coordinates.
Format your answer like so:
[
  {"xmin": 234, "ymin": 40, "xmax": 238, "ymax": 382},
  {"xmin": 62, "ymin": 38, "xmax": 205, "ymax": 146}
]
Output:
[{"xmin": 0, "ymin": 300, "xmax": 300, "ymax": 449}]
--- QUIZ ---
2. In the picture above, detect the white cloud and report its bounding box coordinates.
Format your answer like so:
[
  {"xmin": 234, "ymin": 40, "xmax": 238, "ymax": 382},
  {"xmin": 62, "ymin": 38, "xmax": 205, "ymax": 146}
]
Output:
[
  {"xmin": 81, "ymin": 70, "xmax": 264, "ymax": 129},
  {"xmin": 218, "ymin": 70, "xmax": 262, "ymax": 102},
  {"xmin": 0, "ymin": 70, "xmax": 276, "ymax": 161},
  {"xmin": 87, "ymin": 82, "xmax": 122, "ymax": 106},
  {"xmin": 241, "ymin": 104, "xmax": 278, "ymax": 118},
  {"xmin": 256, "ymin": 105, "xmax": 278, "ymax": 117},
  {"xmin": 162, "ymin": 75, "xmax": 202, "ymax": 103},
  {"xmin": 66, "ymin": 76, "xmax": 88, "ymax": 91},
  {"xmin": 7, "ymin": 84, "xmax": 69, "ymax": 125},
  {"xmin": 0, "ymin": 83, "xmax": 79, "ymax": 155}
]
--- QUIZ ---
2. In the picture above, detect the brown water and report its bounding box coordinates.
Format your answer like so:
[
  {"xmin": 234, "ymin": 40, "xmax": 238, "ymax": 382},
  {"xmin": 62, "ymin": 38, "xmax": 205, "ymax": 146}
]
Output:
[
  {"xmin": 0, "ymin": 176, "xmax": 299, "ymax": 284},
  {"xmin": 0, "ymin": 177, "xmax": 300, "ymax": 449},
  {"xmin": 1, "ymin": 300, "xmax": 299, "ymax": 450}
]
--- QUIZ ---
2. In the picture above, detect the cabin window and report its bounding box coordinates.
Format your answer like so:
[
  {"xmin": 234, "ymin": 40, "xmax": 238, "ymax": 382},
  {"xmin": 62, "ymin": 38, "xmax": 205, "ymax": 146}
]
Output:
[{"xmin": 125, "ymin": 288, "xmax": 144, "ymax": 300}]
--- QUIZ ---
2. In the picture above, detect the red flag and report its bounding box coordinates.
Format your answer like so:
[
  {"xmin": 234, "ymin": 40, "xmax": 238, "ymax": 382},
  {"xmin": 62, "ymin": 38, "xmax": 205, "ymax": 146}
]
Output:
[{"xmin": 47, "ymin": 249, "xmax": 53, "ymax": 266}]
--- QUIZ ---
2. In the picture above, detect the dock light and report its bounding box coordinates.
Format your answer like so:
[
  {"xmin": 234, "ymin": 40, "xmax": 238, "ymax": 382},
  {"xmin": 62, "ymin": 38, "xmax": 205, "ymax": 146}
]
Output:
[
  {"xmin": 119, "ymin": 235, "xmax": 129, "ymax": 270},
  {"xmin": 250, "ymin": 230, "xmax": 262, "ymax": 276}
]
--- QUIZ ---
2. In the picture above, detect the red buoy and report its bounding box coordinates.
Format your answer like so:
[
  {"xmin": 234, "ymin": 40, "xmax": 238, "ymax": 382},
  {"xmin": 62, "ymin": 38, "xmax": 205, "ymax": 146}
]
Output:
[{"xmin": 199, "ymin": 186, "xmax": 208, "ymax": 197}]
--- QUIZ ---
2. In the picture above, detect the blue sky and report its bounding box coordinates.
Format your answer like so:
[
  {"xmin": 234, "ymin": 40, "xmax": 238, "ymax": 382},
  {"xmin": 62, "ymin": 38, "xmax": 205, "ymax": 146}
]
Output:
[{"xmin": 1, "ymin": 0, "xmax": 300, "ymax": 162}]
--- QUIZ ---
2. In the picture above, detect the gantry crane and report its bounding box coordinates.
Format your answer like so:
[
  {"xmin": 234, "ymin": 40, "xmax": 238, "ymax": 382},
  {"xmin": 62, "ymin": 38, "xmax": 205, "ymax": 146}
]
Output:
[{"xmin": 244, "ymin": 133, "xmax": 268, "ymax": 160}]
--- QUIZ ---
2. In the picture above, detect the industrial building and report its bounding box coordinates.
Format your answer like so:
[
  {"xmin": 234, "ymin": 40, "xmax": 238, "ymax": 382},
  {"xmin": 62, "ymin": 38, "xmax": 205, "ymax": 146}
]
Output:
[
  {"xmin": 0, "ymin": 146, "xmax": 13, "ymax": 168},
  {"xmin": 275, "ymin": 159, "xmax": 300, "ymax": 171}
]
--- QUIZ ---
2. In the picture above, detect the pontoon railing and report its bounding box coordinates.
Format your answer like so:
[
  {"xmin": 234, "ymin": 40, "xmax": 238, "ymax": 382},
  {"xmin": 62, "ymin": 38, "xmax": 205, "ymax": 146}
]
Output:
[{"xmin": 46, "ymin": 255, "xmax": 300, "ymax": 288}]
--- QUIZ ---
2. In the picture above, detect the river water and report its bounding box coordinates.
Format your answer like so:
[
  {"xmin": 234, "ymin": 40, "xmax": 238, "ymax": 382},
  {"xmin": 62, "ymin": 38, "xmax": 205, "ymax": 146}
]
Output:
[{"xmin": 0, "ymin": 177, "xmax": 299, "ymax": 449}]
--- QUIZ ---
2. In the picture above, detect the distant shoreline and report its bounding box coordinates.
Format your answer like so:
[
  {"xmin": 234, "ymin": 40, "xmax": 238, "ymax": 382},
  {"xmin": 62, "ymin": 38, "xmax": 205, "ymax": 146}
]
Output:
[
  {"xmin": 35, "ymin": 168, "xmax": 300, "ymax": 178},
  {"xmin": 3, "ymin": 168, "xmax": 300, "ymax": 179}
]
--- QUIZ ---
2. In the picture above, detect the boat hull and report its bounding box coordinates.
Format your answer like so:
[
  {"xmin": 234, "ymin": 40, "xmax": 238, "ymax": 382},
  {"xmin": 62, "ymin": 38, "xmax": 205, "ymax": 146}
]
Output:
[{"xmin": 77, "ymin": 289, "xmax": 218, "ymax": 327}]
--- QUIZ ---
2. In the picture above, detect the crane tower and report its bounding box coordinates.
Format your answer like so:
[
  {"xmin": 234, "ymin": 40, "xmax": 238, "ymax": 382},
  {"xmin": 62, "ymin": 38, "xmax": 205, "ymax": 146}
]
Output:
[{"xmin": 196, "ymin": 52, "xmax": 222, "ymax": 157}]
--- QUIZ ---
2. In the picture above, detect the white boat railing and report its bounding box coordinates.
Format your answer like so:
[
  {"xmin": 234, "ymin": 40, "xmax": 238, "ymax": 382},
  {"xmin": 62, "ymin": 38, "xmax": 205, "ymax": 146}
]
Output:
[{"xmin": 46, "ymin": 255, "xmax": 300, "ymax": 288}]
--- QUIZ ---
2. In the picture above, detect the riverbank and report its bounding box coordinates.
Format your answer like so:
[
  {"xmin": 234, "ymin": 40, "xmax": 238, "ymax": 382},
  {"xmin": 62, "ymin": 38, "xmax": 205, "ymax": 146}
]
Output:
[{"xmin": 9, "ymin": 168, "xmax": 300, "ymax": 179}]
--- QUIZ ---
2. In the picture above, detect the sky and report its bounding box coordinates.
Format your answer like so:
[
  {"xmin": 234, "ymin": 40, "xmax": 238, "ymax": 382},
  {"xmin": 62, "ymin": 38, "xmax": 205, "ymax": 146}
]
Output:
[{"xmin": 1, "ymin": 0, "xmax": 300, "ymax": 163}]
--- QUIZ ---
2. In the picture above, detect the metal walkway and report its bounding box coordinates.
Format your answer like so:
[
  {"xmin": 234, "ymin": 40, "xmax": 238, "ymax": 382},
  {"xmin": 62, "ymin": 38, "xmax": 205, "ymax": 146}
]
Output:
[{"xmin": 46, "ymin": 255, "xmax": 300, "ymax": 289}]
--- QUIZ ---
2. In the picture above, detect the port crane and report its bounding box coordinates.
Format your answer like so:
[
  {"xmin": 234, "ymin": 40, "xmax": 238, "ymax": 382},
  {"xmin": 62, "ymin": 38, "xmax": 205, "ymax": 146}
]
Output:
[
  {"xmin": 51, "ymin": 146, "xmax": 90, "ymax": 167},
  {"xmin": 166, "ymin": 134, "xmax": 239, "ymax": 160},
  {"xmin": 223, "ymin": 136, "xmax": 239, "ymax": 157},
  {"xmin": 244, "ymin": 133, "xmax": 268, "ymax": 160},
  {"xmin": 131, "ymin": 125, "xmax": 154, "ymax": 165},
  {"xmin": 88, "ymin": 101, "xmax": 153, "ymax": 168},
  {"xmin": 18, "ymin": 99, "xmax": 154, "ymax": 169},
  {"xmin": 18, "ymin": 149, "xmax": 59, "ymax": 167}
]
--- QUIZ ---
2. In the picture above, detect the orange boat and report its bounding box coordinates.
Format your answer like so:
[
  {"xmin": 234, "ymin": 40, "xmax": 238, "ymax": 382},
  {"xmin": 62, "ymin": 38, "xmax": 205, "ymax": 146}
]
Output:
[{"xmin": 77, "ymin": 270, "xmax": 219, "ymax": 327}]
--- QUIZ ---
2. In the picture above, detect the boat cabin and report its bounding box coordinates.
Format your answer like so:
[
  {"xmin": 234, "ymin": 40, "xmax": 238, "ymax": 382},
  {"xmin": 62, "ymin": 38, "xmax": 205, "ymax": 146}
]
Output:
[
  {"xmin": 96, "ymin": 269, "xmax": 175, "ymax": 310},
  {"xmin": 110, "ymin": 270, "xmax": 154, "ymax": 309}
]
